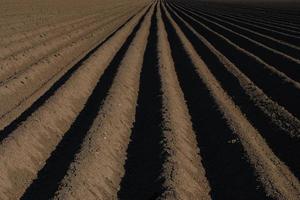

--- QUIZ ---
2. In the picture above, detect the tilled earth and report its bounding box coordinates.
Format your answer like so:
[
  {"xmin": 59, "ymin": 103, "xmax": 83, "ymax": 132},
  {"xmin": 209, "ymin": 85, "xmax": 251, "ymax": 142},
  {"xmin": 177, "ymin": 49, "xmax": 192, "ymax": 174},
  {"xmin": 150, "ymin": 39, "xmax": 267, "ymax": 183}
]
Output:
[{"xmin": 0, "ymin": 0, "xmax": 299, "ymax": 199}]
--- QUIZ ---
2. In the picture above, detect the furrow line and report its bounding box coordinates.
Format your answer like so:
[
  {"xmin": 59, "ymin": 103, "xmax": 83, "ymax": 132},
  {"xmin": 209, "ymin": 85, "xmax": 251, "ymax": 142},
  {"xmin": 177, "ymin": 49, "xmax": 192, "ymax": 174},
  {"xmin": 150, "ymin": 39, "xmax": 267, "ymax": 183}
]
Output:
[
  {"xmin": 164, "ymin": 3, "xmax": 300, "ymax": 199},
  {"xmin": 169, "ymin": 3, "xmax": 300, "ymax": 120},
  {"xmin": 0, "ymin": 15, "xmax": 71, "ymax": 38},
  {"xmin": 0, "ymin": 7, "xmax": 127, "ymax": 60},
  {"xmin": 191, "ymin": 2, "xmax": 300, "ymax": 27},
  {"xmin": 161, "ymin": 3, "xmax": 269, "ymax": 200},
  {"xmin": 52, "ymin": 4, "xmax": 154, "ymax": 200},
  {"xmin": 0, "ymin": 10, "xmax": 134, "ymax": 131},
  {"xmin": 157, "ymin": 3, "xmax": 211, "ymax": 199},
  {"xmin": 118, "ymin": 4, "xmax": 166, "ymax": 199},
  {"xmin": 175, "ymin": 1, "xmax": 300, "ymax": 44},
  {"xmin": 194, "ymin": 7, "xmax": 300, "ymax": 36},
  {"xmin": 0, "ymin": 9, "xmax": 131, "ymax": 83},
  {"xmin": 0, "ymin": 3, "xmax": 130, "ymax": 46},
  {"xmin": 166, "ymin": 4, "xmax": 300, "ymax": 178},
  {"xmin": 218, "ymin": 13, "xmax": 300, "ymax": 36},
  {"xmin": 0, "ymin": 13, "xmax": 99, "ymax": 47},
  {"xmin": 173, "ymin": 0, "xmax": 300, "ymax": 33},
  {"xmin": 0, "ymin": 5, "xmax": 148, "ymax": 200},
  {"xmin": 170, "ymin": 3, "xmax": 300, "ymax": 82},
  {"xmin": 211, "ymin": 12, "xmax": 300, "ymax": 33},
  {"xmin": 172, "ymin": 2, "xmax": 300, "ymax": 59}
]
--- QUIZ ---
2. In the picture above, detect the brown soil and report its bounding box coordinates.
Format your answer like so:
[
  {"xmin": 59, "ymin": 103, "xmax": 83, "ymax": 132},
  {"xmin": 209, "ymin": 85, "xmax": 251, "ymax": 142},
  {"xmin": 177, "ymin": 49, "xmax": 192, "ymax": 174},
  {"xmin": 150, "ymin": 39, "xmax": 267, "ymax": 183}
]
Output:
[{"xmin": 0, "ymin": 0, "xmax": 299, "ymax": 199}]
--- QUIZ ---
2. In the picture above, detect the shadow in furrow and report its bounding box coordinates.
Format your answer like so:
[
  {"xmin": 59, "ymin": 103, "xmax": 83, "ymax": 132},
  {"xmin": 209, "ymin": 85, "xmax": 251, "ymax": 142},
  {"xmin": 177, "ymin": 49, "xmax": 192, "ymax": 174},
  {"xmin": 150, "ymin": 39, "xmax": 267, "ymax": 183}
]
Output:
[
  {"xmin": 206, "ymin": 10, "xmax": 300, "ymax": 36},
  {"xmin": 166, "ymin": 3, "xmax": 300, "ymax": 179},
  {"xmin": 170, "ymin": 4, "xmax": 300, "ymax": 120},
  {"xmin": 20, "ymin": 8, "xmax": 149, "ymax": 200},
  {"xmin": 197, "ymin": 5, "xmax": 300, "ymax": 43},
  {"xmin": 0, "ymin": 7, "xmax": 146, "ymax": 142},
  {"xmin": 118, "ymin": 5, "xmax": 166, "ymax": 200},
  {"xmin": 174, "ymin": 3, "xmax": 300, "ymax": 59},
  {"xmin": 173, "ymin": 5, "xmax": 300, "ymax": 82},
  {"xmin": 161, "ymin": 6, "xmax": 270, "ymax": 200},
  {"xmin": 189, "ymin": 5, "xmax": 300, "ymax": 45}
]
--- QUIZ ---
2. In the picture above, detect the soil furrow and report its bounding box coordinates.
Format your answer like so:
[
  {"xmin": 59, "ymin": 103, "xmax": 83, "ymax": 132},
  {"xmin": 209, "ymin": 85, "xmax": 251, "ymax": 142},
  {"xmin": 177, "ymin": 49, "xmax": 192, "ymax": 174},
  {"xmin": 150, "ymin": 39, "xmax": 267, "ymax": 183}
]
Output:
[
  {"xmin": 173, "ymin": 3, "xmax": 300, "ymax": 60},
  {"xmin": 191, "ymin": 6, "xmax": 300, "ymax": 37},
  {"xmin": 184, "ymin": 2, "xmax": 300, "ymax": 29},
  {"xmin": 0, "ymin": 10, "xmax": 123, "ymax": 60},
  {"xmin": 164, "ymin": 3, "xmax": 300, "ymax": 199},
  {"xmin": 161, "ymin": 3, "xmax": 269, "ymax": 200},
  {"xmin": 0, "ymin": 10, "xmax": 130, "ymax": 83},
  {"xmin": 200, "ymin": 5, "xmax": 300, "ymax": 36},
  {"xmin": 203, "ymin": 14, "xmax": 300, "ymax": 44},
  {"xmin": 169, "ymin": 4, "xmax": 300, "ymax": 120},
  {"xmin": 0, "ymin": 2, "xmax": 142, "ymax": 38},
  {"xmin": 178, "ymin": 2, "xmax": 300, "ymax": 44},
  {"xmin": 166, "ymin": 4, "xmax": 300, "ymax": 178},
  {"xmin": 0, "ymin": 16, "xmax": 70, "ymax": 39},
  {"xmin": 157, "ymin": 3, "xmax": 211, "ymax": 199},
  {"xmin": 0, "ymin": 1, "xmax": 299, "ymax": 199},
  {"xmin": 118, "ymin": 4, "xmax": 166, "ymax": 200},
  {"xmin": 0, "ymin": 6, "xmax": 145, "ymax": 140},
  {"xmin": 206, "ymin": 8, "xmax": 300, "ymax": 34},
  {"xmin": 173, "ymin": 1, "xmax": 300, "ymax": 35},
  {"xmin": 0, "ymin": 5, "xmax": 148, "ymax": 199},
  {"xmin": 0, "ymin": 13, "xmax": 100, "ymax": 53},
  {"xmin": 197, "ymin": 8, "xmax": 300, "ymax": 30},
  {"xmin": 0, "ymin": 11, "xmax": 134, "ymax": 131},
  {"xmin": 170, "ymin": 3, "xmax": 300, "ymax": 83},
  {"xmin": 0, "ymin": 3, "xmax": 130, "ymax": 47},
  {"xmin": 200, "ymin": 12, "xmax": 300, "ymax": 58},
  {"xmin": 167, "ymin": 1, "xmax": 300, "ymax": 138},
  {"xmin": 52, "ymin": 4, "xmax": 154, "ymax": 200}
]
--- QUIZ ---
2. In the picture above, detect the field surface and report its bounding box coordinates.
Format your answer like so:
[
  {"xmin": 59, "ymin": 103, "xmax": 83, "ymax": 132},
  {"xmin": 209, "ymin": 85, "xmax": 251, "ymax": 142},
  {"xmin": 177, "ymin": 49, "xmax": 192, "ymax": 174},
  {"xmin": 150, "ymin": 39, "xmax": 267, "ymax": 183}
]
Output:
[{"xmin": 0, "ymin": 0, "xmax": 299, "ymax": 199}]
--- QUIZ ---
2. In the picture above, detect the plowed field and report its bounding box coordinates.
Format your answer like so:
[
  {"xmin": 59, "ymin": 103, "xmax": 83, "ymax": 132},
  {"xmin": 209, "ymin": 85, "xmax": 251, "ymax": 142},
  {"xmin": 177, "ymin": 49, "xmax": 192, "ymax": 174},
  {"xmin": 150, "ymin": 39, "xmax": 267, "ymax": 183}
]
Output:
[{"xmin": 0, "ymin": 0, "xmax": 299, "ymax": 199}]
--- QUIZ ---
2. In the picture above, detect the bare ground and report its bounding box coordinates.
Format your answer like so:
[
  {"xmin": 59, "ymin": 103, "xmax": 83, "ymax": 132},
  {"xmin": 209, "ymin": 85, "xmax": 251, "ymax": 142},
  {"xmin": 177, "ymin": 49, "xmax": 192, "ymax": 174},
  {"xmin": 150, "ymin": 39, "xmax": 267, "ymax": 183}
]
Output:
[{"xmin": 0, "ymin": 0, "xmax": 299, "ymax": 199}]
